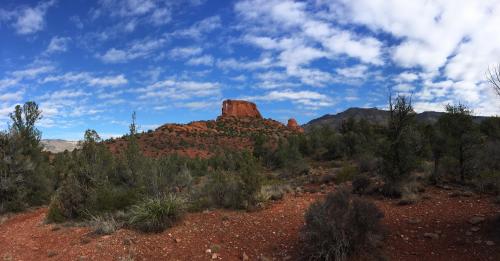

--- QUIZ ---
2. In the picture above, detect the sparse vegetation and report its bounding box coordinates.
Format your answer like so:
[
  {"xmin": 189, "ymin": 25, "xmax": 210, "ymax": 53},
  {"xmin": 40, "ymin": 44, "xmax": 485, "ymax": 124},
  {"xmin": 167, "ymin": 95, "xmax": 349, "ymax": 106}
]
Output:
[
  {"xmin": 301, "ymin": 188, "xmax": 384, "ymax": 261},
  {"xmin": 127, "ymin": 195, "xmax": 185, "ymax": 233}
]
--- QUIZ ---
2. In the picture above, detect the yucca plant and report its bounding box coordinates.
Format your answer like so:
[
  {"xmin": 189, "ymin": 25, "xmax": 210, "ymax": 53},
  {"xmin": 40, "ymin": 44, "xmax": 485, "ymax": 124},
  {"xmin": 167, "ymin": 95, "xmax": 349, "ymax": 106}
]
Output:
[{"xmin": 128, "ymin": 195, "xmax": 185, "ymax": 233}]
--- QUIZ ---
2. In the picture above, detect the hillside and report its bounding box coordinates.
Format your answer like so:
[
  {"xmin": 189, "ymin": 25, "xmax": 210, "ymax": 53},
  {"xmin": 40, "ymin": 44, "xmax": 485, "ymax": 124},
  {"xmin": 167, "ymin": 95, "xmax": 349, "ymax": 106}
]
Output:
[
  {"xmin": 304, "ymin": 107, "xmax": 489, "ymax": 130},
  {"xmin": 41, "ymin": 139, "xmax": 79, "ymax": 153},
  {"xmin": 106, "ymin": 100, "xmax": 303, "ymax": 158}
]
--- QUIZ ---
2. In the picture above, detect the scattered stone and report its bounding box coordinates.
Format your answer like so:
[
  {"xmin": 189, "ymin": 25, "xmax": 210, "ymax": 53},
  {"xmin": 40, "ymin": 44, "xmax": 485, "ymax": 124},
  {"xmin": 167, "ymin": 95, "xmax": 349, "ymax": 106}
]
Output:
[
  {"xmin": 259, "ymin": 255, "xmax": 272, "ymax": 261},
  {"xmin": 205, "ymin": 249, "xmax": 212, "ymax": 254},
  {"xmin": 50, "ymin": 226, "xmax": 61, "ymax": 232},
  {"xmin": 174, "ymin": 238, "xmax": 181, "ymax": 243},
  {"xmin": 470, "ymin": 227, "xmax": 480, "ymax": 232},
  {"xmin": 469, "ymin": 217, "xmax": 485, "ymax": 225},
  {"xmin": 211, "ymin": 253, "xmax": 220, "ymax": 259},
  {"xmin": 242, "ymin": 252, "xmax": 249, "ymax": 261},
  {"xmin": 486, "ymin": 241, "xmax": 495, "ymax": 246},
  {"xmin": 474, "ymin": 240, "xmax": 482, "ymax": 244},
  {"xmin": 461, "ymin": 191, "xmax": 474, "ymax": 197},
  {"xmin": 424, "ymin": 233, "xmax": 439, "ymax": 239},
  {"xmin": 408, "ymin": 218, "xmax": 421, "ymax": 224},
  {"xmin": 47, "ymin": 251, "xmax": 57, "ymax": 258}
]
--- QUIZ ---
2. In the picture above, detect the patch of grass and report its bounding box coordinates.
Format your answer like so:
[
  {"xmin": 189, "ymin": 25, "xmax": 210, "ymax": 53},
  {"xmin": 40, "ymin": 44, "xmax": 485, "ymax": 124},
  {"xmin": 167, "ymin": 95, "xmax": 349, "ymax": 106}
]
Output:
[
  {"xmin": 90, "ymin": 214, "xmax": 120, "ymax": 235},
  {"xmin": 334, "ymin": 164, "xmax": 359, "ymax": 184},
  {"xmin": 127, "ymin": 195, "xmax": 185, "ymax": 233}
]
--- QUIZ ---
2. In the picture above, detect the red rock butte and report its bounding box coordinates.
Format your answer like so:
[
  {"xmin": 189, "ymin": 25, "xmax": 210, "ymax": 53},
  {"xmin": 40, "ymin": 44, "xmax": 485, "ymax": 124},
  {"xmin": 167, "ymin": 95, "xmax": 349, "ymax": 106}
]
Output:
[
  {"xmin": 287, "ymin": 118, "xmax": 304, "ymax": 133},
  {"xmin": 221, "ymin": 99, "xmax": 262, "ymax": 118}
]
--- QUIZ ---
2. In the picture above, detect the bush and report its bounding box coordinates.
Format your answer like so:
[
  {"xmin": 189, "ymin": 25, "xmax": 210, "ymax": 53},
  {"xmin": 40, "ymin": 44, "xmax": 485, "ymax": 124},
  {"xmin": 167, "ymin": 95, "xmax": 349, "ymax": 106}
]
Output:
[
  {"xmin": 352, "ymin": 175, "xmax": 371, "ymax": 195},
  {"xmin": 90, "ymin": 214, "xmax": 120, "ymax": 235},
  {"xmin": 206, "ymin": 171, "xmax": 245, "ymax": 209},
  {"xmin": 301, "ymin": 188, "xmax": 384, "ymax": 261},
  {"xmin": 128, "ymin": 195, "xmax": 185, "ymax": 233},
  {"xmin": 334, "ymin": 164, "xmax": 359, "ymax": 184}
]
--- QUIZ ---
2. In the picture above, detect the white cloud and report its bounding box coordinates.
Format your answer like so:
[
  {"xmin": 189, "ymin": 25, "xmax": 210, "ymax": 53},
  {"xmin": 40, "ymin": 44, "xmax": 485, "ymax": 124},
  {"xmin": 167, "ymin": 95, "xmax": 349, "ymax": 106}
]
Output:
[
  {"xmin": 0, "ymin": 90, "xmax": 24, "ymax": 102},
  {"xmin": 173, "ymin": 16, "xmax": 221, "ymax": 39},
  {"xmin": 332, "ymin": 0, "xmax": 500, "ymax": 115},
  {"xmin": 247, "ymin": 89, "xmax": 334, "ymax": 109},
  {"xmin": 12, "ymin": 65, "xmax": 54, "ymax": 79},
  {"xmin": 136, "ymin": 79, "xmax": 220, "ymax": 101},
  {"xmin": 169, "ymin": 47, "xmax": 202, "ymax": 59},
  {"xmin": 395, "ymin": 72, "xmax": 419, "ymax": 83},
  {"xmin": 88, "ymin": 74, "xmax": 128, "ymax": 87},
  {"xmin": 150, "ymin": 8, "xmax": 171, "ymax": 25},
  {"xmin": 99, "ymin": 37, "xmax": 168, "ymax": 63},
  {"xmin": 42, "ymin": 72, "xmax": 128, "ymax": 87},
  {"xmin": 235, "ymin": 0, "xmax": 383, "ymax": 87},
  {"xmin": 186, "ymin": 55, "xmax": 214, "ymax": 66},
  {"xmin": 336, "ymin": 65, "xmax": 368, "ymax": 79},
  {"xmin": 45, "ymin": 36, "xmax": 71, "ymax": 54},
  {"xmin": 7, "ymin": 0, "xmax": 56, "ymax": 35}
]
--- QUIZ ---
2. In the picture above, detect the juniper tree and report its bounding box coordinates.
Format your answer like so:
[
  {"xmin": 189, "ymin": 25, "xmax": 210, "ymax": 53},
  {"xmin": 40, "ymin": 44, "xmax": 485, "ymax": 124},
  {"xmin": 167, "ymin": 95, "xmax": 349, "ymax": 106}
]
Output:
[
  {"xmin": 381, "ymin": 95, "xmax": 418, "ymax": 188},
  {"xmin": 438, "ymin": 104, "xmax": 482, "ymax": 182}
]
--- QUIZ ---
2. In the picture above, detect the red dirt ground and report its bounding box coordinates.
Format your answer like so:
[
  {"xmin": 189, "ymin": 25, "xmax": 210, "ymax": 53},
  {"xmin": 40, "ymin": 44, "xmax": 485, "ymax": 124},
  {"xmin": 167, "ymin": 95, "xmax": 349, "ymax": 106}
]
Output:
[{"xmin": 1, "ymin": 187, "xmax": 499, "ymax": 261}]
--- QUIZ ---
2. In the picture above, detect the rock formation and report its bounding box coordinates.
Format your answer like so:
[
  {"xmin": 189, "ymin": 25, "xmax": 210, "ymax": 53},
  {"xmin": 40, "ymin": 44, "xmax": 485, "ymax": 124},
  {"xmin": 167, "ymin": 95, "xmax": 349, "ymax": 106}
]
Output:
[
  {"xmin": 221, "ymin": 99, "xmax": 262, "ymax": 118},
  {"xmin": 287, "ymin": 118, "xmax": 304, "ymax": 133}
]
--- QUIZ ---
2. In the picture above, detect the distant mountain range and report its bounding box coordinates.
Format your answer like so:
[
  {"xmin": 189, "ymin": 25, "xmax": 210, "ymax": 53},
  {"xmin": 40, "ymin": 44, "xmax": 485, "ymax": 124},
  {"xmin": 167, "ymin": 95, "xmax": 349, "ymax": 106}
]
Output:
[
  {"xmin": 303, "ymin": 107, "xmax": 489, "ymax": 130},
  {"xmin": 41, "ymin": 139, "xmax": 79, "ymax": 153}
]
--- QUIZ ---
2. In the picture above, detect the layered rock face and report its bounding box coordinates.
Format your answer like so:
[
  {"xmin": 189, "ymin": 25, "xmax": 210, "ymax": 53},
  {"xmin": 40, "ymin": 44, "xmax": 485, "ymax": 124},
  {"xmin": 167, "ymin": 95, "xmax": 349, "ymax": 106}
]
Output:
[
  {"xmin": 287, "ymin": 118, "xmax": 304, "ymax": 133},
  {"xmin": 221, "ymin": 100, "xmax": 262, "ymax": 118}
]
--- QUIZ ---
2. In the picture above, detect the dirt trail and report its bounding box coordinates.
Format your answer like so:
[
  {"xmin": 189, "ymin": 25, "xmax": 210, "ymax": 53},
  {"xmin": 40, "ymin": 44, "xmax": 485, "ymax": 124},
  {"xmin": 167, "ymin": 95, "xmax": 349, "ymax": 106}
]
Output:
[{"xmin": 1, "ymin": 187, "xmax": 499, "ymax": 260}]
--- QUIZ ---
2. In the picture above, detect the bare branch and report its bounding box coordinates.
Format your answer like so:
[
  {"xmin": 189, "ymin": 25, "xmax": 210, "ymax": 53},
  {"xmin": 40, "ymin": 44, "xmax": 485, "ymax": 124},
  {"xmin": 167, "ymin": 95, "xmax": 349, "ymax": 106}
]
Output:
[{"xmin": 487, "ymin": 64, "xmax": 500, "ymax": 96}]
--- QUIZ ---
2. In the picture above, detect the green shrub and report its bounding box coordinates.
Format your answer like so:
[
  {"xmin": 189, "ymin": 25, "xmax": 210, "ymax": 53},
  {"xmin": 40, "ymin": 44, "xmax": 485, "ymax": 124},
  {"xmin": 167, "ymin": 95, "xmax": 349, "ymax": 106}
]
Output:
[
  {"xmin": 90, "ymin": 214, "xmax": 120, "ymax": 235},
  {"xmin": 352, "ymin": 175, "xmax": 371, "ymax": 195},
  {"xmin": 301, "ymin": 188, "xmax": 384, "ymax": 261},
  {"xmin": 334, "ymin": 164, "xmax": 359, "ymax": 184},
  {"xmin": 128, "ymin": 195, "xmax": 185, "ymax": 233},
  {"xmin": 206, "ymin": 171, "xmax": 245, "ymax": 209}
]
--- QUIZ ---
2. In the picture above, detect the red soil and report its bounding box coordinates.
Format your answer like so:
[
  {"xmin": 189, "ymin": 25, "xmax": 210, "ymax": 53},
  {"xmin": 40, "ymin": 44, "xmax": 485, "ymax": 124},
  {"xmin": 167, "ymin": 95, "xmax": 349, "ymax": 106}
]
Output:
[{"xmin": 1, "ymin": 187, "xmax": 499, "ymax": 261}]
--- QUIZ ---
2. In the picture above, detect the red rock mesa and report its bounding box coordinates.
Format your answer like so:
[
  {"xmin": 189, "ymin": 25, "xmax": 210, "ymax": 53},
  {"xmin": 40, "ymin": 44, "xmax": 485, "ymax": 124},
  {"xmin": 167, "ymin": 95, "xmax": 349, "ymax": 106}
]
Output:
[{"xmin": 221, "ymin": 99, "xmax": 262, "ymax": 118}]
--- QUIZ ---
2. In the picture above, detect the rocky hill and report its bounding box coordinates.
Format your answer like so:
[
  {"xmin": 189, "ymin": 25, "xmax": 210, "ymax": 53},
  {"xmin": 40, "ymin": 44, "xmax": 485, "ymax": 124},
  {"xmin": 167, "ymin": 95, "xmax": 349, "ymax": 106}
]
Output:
[
  {"xmin": 41, "ymin": 139, "xmax": 79, "ymax": 153},
  {"xmin": 304, "ymin": 107, "xmax": 489, "ymax": 130},
  {"xmin": 107, "ymin": 100, "xmax": 304, "ymax": 158}
]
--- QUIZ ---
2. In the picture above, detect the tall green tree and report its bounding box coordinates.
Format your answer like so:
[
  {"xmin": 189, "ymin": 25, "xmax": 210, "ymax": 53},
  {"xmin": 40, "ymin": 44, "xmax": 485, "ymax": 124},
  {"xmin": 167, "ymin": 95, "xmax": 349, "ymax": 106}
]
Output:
[
  {"xmin": 0, "ymin": 102, "xmax": 52, "ymax": 213},
  {"xmin": 438, "ymin": 104, "xmax": 481, "ymax": 182},
  {"xmin": 381, "ymin": 95, "xmax": 418, "ymax": 185}
]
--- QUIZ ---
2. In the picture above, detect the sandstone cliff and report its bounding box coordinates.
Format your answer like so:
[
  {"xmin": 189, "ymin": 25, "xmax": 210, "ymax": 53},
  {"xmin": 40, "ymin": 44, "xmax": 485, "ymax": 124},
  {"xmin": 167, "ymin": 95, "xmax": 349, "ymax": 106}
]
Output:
[{"xmin": 221, "ymin": 100, "xmax": 262, "ymax": 118}]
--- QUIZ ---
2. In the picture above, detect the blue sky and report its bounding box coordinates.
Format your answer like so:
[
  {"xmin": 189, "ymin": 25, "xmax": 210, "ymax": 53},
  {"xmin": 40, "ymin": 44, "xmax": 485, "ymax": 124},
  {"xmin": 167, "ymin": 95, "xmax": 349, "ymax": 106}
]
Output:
[{"xmin": 1, "ymin": 0, "xmax": 500, "ymax": 140}]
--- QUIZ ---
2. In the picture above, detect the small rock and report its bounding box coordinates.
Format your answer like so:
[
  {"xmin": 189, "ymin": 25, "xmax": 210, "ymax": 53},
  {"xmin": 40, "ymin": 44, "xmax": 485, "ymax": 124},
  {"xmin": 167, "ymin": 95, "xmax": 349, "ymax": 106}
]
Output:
[
  {"xmin": 474, "ymin": 240, "xmax": 482, "ymax": 244},
  {"xmin": 470, "ymin": 227, "xmax": 480, "ymax": 232},
  {"xmin": 175, "ymin": 238, "xmax": 181, "ymax": 243},
  {"xmin": 205, "ymin": 249, "xmax": 212, "ymax": 254},
  {"xmin": 259, "ymin": 255, "xmax": 272, "ymax": 261},
  {"xmin": 465, "ymin": 231, "xmax": 473, "ymax": 236},
  {"xmin": 212, "ymin": 253, "xmax": 220, "ymax": 259},
  {"xmin": 242, "ymin": 252, "xmax": 249, "ymax": 261},
  {"xmin": 486, "ymin": 241, "xmax": 495, "ymax": 246},
  {"xmin": 469, "ymin": 217, "xmax": 485, "ymax": 225},
  {"xmin": 47, "ymin": 251, "xmax": 57, "ymax": 257},
  {"xmin": 408, "ymin": 218, "xmax": 421, "ymax": 224},
  {"xmin": 424, "ymin": 233, "xmax": 439, "ymax": 239}
]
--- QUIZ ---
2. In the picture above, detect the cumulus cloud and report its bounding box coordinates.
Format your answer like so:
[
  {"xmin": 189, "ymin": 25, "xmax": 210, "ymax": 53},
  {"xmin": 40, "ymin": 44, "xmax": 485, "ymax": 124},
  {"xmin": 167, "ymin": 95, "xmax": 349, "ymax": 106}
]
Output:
[
  {"xmin": 173, "ymin": 16, "xmax": 221, "ymax": 39},
  {"xmin": 234, "ymin": 0, "xmax": 384, "ymax": 87},
  {"xmin": 0, "ymin": 0, "xmax": 56, "ymax": 34},
  {"xmin": 45, "ymin": 36, "xmax": 71, "ymax": 54},
  {"xmin": 247, "ymin": 89, "xmax": 334, "ymax": 109}
]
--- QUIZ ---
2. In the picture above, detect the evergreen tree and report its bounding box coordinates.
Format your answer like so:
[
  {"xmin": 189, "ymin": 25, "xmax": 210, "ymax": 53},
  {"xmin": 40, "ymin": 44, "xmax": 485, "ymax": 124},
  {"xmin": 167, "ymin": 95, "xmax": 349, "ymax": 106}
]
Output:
[{"xmin": 438, "ymin": 104, "xmax": 482, "ymax": 182}]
